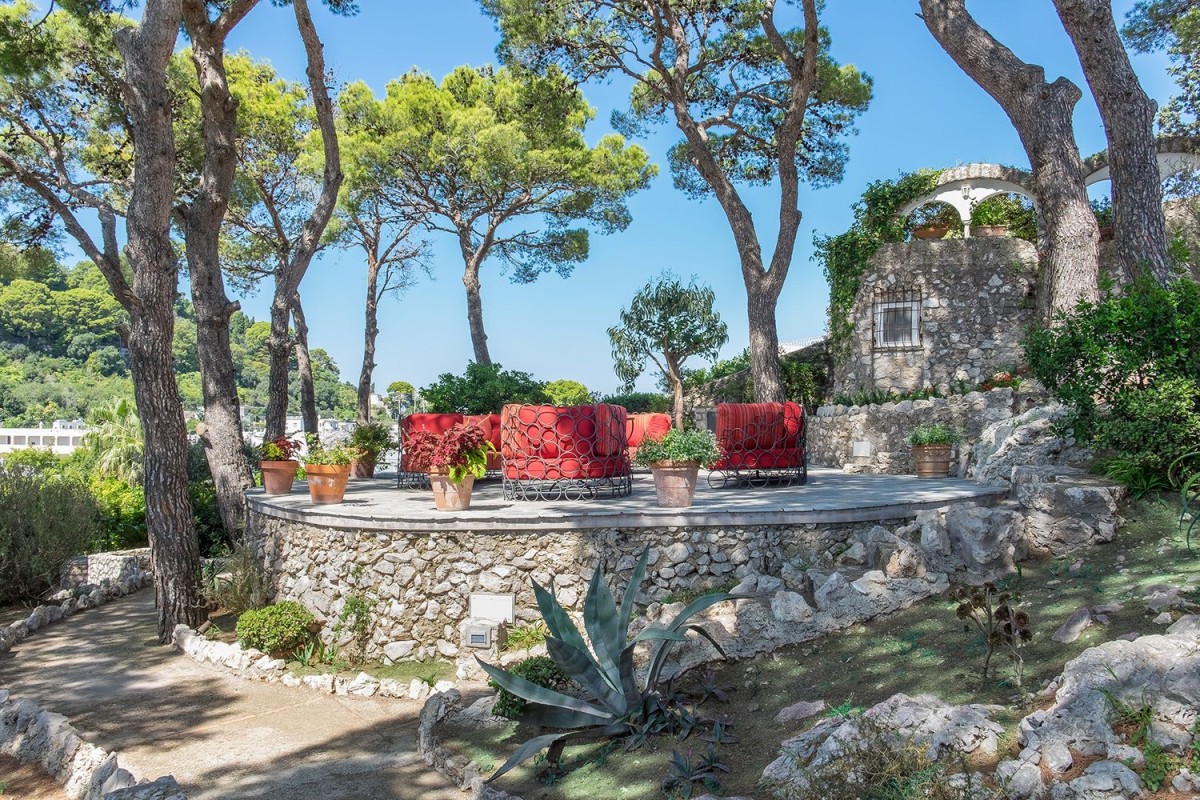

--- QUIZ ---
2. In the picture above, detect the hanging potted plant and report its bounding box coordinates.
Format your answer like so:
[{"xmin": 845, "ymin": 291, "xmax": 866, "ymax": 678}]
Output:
[
  {"xmin": 908, "ymin": 424, "xmax": 960, "ymax": 478},
  {"xmin": 260, "ymin": 435, "xmax": 301, "ymax": 495},
  {"xmin": 303, "ymin": 442, "xmax": 354, "ymax": 504},
  {"xmin": 348, "ymin": 421, "xmax": 394, "ymax": 479},
  {"xmin": 633, "ymin": 428, "xmax": 721, "ymax": 508},
  {"xmin": 404, "ymin": 423, "xmax": 493, "ymax": 511}
]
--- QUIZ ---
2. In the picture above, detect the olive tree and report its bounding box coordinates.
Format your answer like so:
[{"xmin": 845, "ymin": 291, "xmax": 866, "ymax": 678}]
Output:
[
  {"xmin": 609, "ymin": 275, "xmax": 728, "ymax": 429},
  {"xmin": 485, "ymin": 0, "xmax": 871, "ymax": 401}
]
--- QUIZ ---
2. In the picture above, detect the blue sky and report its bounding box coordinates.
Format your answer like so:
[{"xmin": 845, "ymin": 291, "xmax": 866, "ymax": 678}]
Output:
[{"xmin": 217, "ymin": 0, "xmax": 1172, "ymax": 397}]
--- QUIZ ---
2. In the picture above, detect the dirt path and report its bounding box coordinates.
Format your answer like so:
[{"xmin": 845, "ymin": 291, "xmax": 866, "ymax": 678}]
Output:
[{"xmin": 0, "ymin": 591, "xmax": 465, "ymax": 800}]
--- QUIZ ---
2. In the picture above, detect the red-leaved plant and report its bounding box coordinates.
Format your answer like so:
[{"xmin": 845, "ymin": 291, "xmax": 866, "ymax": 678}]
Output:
[
  {"xmin": 404, "ymin": 423, "xmax": 492, "ymax": 483},
  {"xmin": 262, "ymin": 435, "xmax": 301, "ymax": 461}
]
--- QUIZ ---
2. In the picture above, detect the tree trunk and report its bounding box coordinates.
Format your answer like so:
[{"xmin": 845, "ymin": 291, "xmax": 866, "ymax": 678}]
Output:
[
  {"xmin": 1054, "ymin": 0, "xmax": 1172, "ymax": 285},
  {"xmin": 667, "ymin": 360, "xmax": 685, "ymax": 431},
  {"xmin": 114, "ymin": 0, "xmax": 204, "ymax": 640},
  {"xmin": 264, "ymin": 288, "xmax": 291, "ymax": 441},
  {"xmin": 920, "ymin": 0, "xmax": 1100, "ymax": 316},
  {"xmin": 462, "ymin": 262, "xmax": 492, "ymax": 365},
  {"xmin": 357, "ymin": 255, "xmax": 381, "ymax": 425},
  {"xmin": 747, "ymin": 283, "xmax": 785, "ymax": 402},
  {"xmin": 179, "ymin": 2, "xmax": 257, "ymax": 543},
  {"xmin": 291, "ymin": 292, "xmax": 319, "ymax": 436}
]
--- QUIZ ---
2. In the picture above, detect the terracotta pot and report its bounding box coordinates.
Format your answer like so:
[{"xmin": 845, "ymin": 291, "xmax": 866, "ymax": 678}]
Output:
[
  {"xmin": 260, "ymin": 460, "xmax": 299, "ymax": 495},
  {"xmin": 305, "ymin": 463, "xmax": 351, "ymax": 504},
  {"xmin": 912, "ymin": 444, "xmax": 953, "ymax": 479},
  {"xmin": 350, "ymin": 455, "xmax": 377, "ymax": 479},
  {"xmin": 912, "ymin": 224, "xmax": 949, "ymax": 240},
  {"xmin": 974, "ymin": 225, "xmax": 1008, "ymax": 238},
  {"xmin": 650, "ymin": 461, "xmax": 701, "ymax": 508},
  {"xmin": 430, "ymin": 471, "xmax": 475, "ymax": 511}
]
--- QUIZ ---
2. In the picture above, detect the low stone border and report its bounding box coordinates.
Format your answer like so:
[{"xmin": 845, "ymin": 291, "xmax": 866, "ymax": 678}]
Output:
[
  {"xmin": 416, "ymin": 690, "xmax": 521, "ymax": 800},
  {"xmin": 170, "ymin": 624, "xmax": 456, "ymax": 701},
  {"xmin": 0, "ymin": 688, "xmax": 186, "ymax": 799},
  {"xmin": 0, "ymin": 571, "xmax": 151, "ymax": 657}
]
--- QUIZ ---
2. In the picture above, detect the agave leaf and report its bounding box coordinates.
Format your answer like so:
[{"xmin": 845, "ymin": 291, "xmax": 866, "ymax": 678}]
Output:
[
  {"xmin": 617, "ymin": 640, "xmax": 641, "ymax": 709},
  {"xmin": 616, "ymin": 547, "xmax": 651, "ymax": 650},
  {"xmin": 487, "ymin": 731, "xmax": 570, "ymax": 782},
  {"xmin": 531, "ymin": 578, "xmax": 591, "ymax": 656},
  {"xmin": 666, "ymin": 591, "xmax": 742, "ymax": 633},
  {"xmin": 583, "ymin": 565, "xmax": 622, "ymax": 690},
  {"xmin": 630, "ymin": 626, "xmax": 690, "ymax": 645},
  {"xmin": 545, "ymin": 636, "xmax": 624, "ymax": 712},
  {"xmin": 522, "ymin": 701, "xmax": 619, "ymax": 730},
  {"xmin": 683, "ymin": 623, "xmax": 727, "ymax": 658},
  {"xmin": 476, "ymin": 657, "xmax": 611, "ymax": 721}
]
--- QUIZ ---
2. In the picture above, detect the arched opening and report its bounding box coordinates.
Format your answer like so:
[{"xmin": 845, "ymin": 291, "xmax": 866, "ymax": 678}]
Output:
[
  {"xmin": 906, "ymin": 200, "xmax": 964, "ymax": 240},
  {"xmin": 969, "ymin": 193, "xmax": 1037, "ymax": 242}
]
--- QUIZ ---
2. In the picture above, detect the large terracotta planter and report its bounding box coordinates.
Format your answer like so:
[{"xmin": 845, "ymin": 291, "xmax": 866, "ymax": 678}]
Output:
[
  {"xmin": 305, "ymin": 463, "xmax": 351, "ymax": 504},
  {"xmin": 974, "ymin": 225, "xmax": 1008, "ymax": 238},
  {"xmin": 350, "ymin": 455, "xmax": 377, "ymax": 479},
  {"xmin": 649, "ymin": 461, "xmax": 701, "ymax": 508},
  {"xmin": 912, "ymin": 224, "xmax": 948, "ymax": 240},
  {"xmin": 430, "ymin": 471, "xmax": 475, "ymax": 511},
  {"xmin": 912, "ymin": 444, "xmax": 953, "ymax": 478},
  {"xmin": 260, "ymin": 460, "xmax": 299, "ymax": 495}
]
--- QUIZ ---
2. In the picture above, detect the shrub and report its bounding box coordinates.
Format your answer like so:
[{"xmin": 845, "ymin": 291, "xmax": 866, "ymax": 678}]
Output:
[
  {"xmin": 488, "ymin": 655, "xmax": 569, "ymax": 719},
  {"xmin": 88, "ymin": 475, "xmax": 148, "ymax": 551},
  {"xmin": 633, "ymin": 428, "xmax": 721, "ymax": 467},
  {"xmin": 601, "ymin": 391, "xmax": 671, "ymax": 413},
  {"xmin": 421, "ymin": 362, "xmax": 547, "ymax": 414},
  {"xmin": 348, "ymin": 423, "xmax": 393, "ymax": 459},
  {"xmin": 235, "ymin": 601, "xmax": 315, "ymax": 656},
  {"xmin": 1026, "ymin": 276, "xmax": 1200, "ymax": 489},
  {"xmin": 909, "ymin": 424, "xmax": 960, "ymax": 446},
  {"xmin": 202, "ymin": 544, "xmax": 267, "ymax": 614},
  {"xmin": 543, "ymin": 379, "xmax": 593, "ymax": 406},
  {"xmin": 0, "ymin": 464, "xmax": 100, "ymax": 603}
]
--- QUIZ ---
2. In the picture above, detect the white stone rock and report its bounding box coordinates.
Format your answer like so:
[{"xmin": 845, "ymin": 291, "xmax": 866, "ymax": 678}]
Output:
[{"xmin": 770, "ymin": 591, "xmax": 814, "ymax": 623}]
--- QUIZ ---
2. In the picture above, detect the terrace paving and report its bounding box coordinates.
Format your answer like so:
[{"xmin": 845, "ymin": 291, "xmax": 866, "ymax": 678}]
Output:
[{"xmin": 249, "ymin": 467, "xmax": 1009, "ymax": 531}]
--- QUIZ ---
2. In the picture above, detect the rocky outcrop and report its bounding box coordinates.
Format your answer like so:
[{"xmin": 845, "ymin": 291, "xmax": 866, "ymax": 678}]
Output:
[
  {"xmin": 1010, "ymin": 467, "xmax": 1127, "ymax": 556},
  {"xmin": 970, "ymin": 404, "xmax": 1091, "ymax": 486}
]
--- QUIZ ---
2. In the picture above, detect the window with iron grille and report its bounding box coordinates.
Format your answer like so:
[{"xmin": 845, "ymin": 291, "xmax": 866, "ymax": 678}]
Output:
[{"xmin": 873, "ymin": 287, "xmax": 921, "ymax": 350}]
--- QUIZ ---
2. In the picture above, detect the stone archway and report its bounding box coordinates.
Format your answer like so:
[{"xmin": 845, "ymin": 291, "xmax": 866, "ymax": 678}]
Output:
[
  {"xmin": 898, "ymin": 163, "xmax": 1036, "ymax": 238},
  {"xmin": 1081, "ymin": 136, "xmax": 1200, "ymax": 186}
]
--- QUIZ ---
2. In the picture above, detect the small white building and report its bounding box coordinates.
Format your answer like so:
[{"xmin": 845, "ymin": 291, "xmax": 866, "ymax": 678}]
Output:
[{"xmin": 0, "ymin": 420, "xmax": 91, "ymax": 455}]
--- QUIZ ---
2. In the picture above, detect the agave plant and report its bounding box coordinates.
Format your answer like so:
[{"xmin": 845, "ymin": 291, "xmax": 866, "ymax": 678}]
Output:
[{"xmin": 477, "ymin": 547, "xmax": 739, "ymax": 781}]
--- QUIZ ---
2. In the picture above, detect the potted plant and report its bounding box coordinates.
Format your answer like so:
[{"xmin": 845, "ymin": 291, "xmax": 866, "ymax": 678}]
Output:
[
  {"xmin": 1091, "ymin": 197, "xmax": 1115, "ymax": 241},
  {"xmin": 910, "ymin": 204, "xmax": 959, "ymax": 240},
  {"xmin": 908, "ymin": 424, "xmax": 960, "ymax": 478},
  {"xmin": 404, "ymin": 422, "xmax": 493, "ymax": 511},
  {"xmin": 303, "ymin": 442, "xmax": 354, "ymax": 504},
  {"xmin": 970, "ymin": 198, "xmax": 1010, "ymax": 238},
  {"xmin": 260, "ymin": 435, "xmax": 301, "ymax": 495},
  {"xmin": 633, "ymin": 428, "xmax": 721, "ymax": 508},
  {"xmin": 348, "ymin": 421, "xmax": 394, "ymax": 479}
]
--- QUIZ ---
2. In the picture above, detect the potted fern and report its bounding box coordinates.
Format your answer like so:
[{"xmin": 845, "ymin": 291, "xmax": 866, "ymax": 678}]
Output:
[
  {"xmin": 303, "ymin": 442, "xmax": 354, "ymax": 504},
  {"xmin": 260, "ymin": 435, "xmax": 301, "ymax": 495},
  {"xmin": 404, "ymin": 422, "xmax": 493, "ymax": 511},
  {"xmin": 348, "ymin": 421, "xmax": 394, "ymax": 479},
  {"xmin": 908, "ymin": 424, "xmax": 960, "ymax": 478},
  {"xmin": 633, "ymin": 428, "xmax": 721, "ymax": 508}
]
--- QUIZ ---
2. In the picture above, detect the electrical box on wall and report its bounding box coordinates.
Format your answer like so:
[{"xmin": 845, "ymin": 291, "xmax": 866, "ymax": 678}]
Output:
[
  {"xmin": 469, "ymin": 592, "xmax": 515, "ymax": 623},
  {"xmin": 461, "ymin": 617, "xmax": 507, "ymax": 650}
]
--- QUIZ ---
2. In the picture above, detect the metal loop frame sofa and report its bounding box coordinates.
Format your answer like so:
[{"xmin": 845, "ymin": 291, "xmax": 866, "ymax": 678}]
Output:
[
  {"xmin": 500, "ymin": 403, "xmax": 632, "ymax": 501},
  {"xmin": 707, "ymin": 401, "xmax": 807, "ymax": 488}
]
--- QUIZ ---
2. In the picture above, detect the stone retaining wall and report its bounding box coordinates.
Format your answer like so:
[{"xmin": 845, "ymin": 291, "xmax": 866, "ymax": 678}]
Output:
[
  {"xmin": 246, "ymin": 515, "xmax": 923, "ymax": 663},
  {"xmin": 0, "ymin": 689, "xmax": 186, "ymax": 799},
  {"xmin": 60, "ymin": 550, "xmax": 151, "ymax": 590}
]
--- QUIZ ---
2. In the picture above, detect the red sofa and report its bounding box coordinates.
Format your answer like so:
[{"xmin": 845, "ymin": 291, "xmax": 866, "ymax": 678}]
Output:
[
  {"xmin": 500, "ymin": 403, "xmax": 631, "ymax": 500},
  {"xmin": 398, "ymin": 412, "xmax": 502, "ymax": 487},
  {"xmin": 709, "ymin": 401, "xmax": 807, "ymax": 488},
  {"xmin": 625, "ymin": 412, "xmax": 672, "ymax": 466}
]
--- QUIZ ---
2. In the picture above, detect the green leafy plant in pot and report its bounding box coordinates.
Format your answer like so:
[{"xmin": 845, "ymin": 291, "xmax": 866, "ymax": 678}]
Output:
[
  {"xmin": 348, "ymin": 422, "xmax": 394, "ymax": 479},
  {"xmin": 260, "ymin": 435, "xmax": 301, "ymax": 495},
  {"xmin": 404, "ymin": 422, "xmax": 494, "ymax": 511},
  {"xmin": 476, "ymin": 547, "xmax": 740, "ymax": 782},
  {"xmin": 633, "ymin": 428, "xmax": 721, "ymax": 508},
  {"xmin": 303, "ymin": 443, "xmax": 354, "ymax": 504},
  {"xmin": 908, "ymin": 424, "xmax": 960, "ymax": 478}
]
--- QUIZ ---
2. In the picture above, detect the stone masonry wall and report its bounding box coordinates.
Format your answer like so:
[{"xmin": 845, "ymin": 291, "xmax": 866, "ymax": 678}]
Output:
[
  {"xmin": 833, "ymin": 238, "xmax": 1039, "ymax": 397},
  {"xmin": 808, "ymin": 388, "xmax": 1017, "ymax": 476},
  {"xmin": 245, "ymin": 515, "xmax": 913, "ymax": 663}
]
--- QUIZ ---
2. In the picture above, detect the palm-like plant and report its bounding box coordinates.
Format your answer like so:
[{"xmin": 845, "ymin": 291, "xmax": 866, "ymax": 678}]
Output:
[
  {"xmin": 477, "ymin": 548, "xmax": 739, "ymax": 781},
  {"xmin": 86, "ymin": 398, "xmax": 143, "ymax": 485}
]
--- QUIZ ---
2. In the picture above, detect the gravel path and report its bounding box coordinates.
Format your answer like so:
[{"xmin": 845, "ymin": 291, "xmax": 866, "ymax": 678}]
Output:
[{"xmin": 0, "ymin": 591, "xmax": 465, "ymax": 800}]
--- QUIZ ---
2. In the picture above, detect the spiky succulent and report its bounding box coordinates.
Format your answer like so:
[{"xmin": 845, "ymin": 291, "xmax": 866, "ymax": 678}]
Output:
[{"xmin": 477, "ymin": 547, "xmax": 739, "ymax": 781}]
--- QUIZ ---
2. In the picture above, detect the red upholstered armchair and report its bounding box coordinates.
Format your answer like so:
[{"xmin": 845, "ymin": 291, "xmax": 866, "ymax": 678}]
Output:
[
  {"xmin": 625, "ymin": 412, "xmax": 672, "ymax": 466},
  {"xmin": 398, "ymin": 412, "xmax": 501, "ymax": 488},
  {"xmin": 500, "ymin": 403, "xmax": 632, "ymax": 500},
  {"xmin": 708, "ymin": 402, "xmax": 807, "ymax": 488}
]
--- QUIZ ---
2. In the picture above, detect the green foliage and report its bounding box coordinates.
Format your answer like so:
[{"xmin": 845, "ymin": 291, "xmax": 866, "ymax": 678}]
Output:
[
  {"xmin": 334, "ymin": 593, "xmax": 374, "ymax": 667},
  {"xmin": 1091, "ymin": 196, "xmax": 1115, "ymax": 228},
  {"xmin": 85, "ymin": 398, "xmax": 142, "ymax": 485},
  {"xmin": 1179, "ymin": 452, "xmax": 1200, "ymax": 551},
  {"xmin": 0, "ymin": 463, "xmax": 99, "ymax": 603},
  {"xmin": 235, "ymin": 601, "xmax": 315, "ymax": 657},
  {"xmin": 632, "ymin": 428, "xmax": 721, "ymax": 467},
  {"xmin": 489, "ymin": 655, "xmax": 569, "ymax": 719},
  {"xmin": 421, "ymin": 362, "xmax": 547, "ymax": 414},
  {"xmin": 662, "ymin": 744, "xmax": 729, "ymax": 799},
  {"xmin": 201, "ymin": 544, "xmax": 268, "ymax": 615},
  {"xmin": 908, "ymin": 424, "xmax": 960, "ymax": 446},
  {"xmin": 1026, "ymin": 277, "xmax": 1200, "ymax": 489},
  {"xmin": 543, "ymin": 379, "xmax": 593, "ymax": 407},
  {"xmin": 1123, "ymin": 1, "xmax": 1200, "ymax": 139},
  {"xmin": 88, "ymin": 474, "xmax": 147, "ymax": 551},
  {"xmin": 348, "ymin": 422, "xmax": 393, "ymax": 458},
  {"xmin": 476, "ymin": 547, "xmax": 738, "ymax": 780},
  {"xmin": 969, "ymin": 194, "xmax": 1037, "ymax": 242},
  {"xmin": 598, "ymin": 391, "xmax": 671, "ymax": 414},
  {"xmin": 814, "ymin": 169, "xmax": 943, "ymax": 355},
  {"xmin": 303, "ymin": 444, "xmax": 354, "ymax": 467},
  {"xmin": 503, "ymin": 622, "xmax": 548, "ymax": 652}
]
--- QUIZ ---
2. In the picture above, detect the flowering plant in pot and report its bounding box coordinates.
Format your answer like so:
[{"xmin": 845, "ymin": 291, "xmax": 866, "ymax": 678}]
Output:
[
  {"xmin": 404, "ymin": 423, "xmax": 493, "ymax": 511},
  {"xmin": 908, "ymin": 424, "xmax": 960, "ymax": 478},
  {"xmin": 303, "ymin": 443, "xmax": 354, "ymax": 504},
  {"xmin": 348, "ymin": 422, "xmax": 394, "ymax": 479},
  {"xmin": 260, "ymin": 436, "xmax": 301, "ymax": 495},
  {"xmin": 633, "ymin": 428, "xmax": 721, "ymax": 507}
]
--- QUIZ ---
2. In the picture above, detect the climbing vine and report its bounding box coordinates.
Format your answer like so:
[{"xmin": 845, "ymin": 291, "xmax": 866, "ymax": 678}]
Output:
[{"xmin": 814, "ymin": 169, "xmax": 943, "ymax": 356}]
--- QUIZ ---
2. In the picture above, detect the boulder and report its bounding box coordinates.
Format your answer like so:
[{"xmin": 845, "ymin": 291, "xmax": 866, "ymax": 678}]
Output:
[
  {"xmin": 970, "ymin": 404, "xmax": 1090, "ymax": 486},
  {"xmin": 943, "ymin": 505, "xmax": 1022, "ymax": 581},
  {"xmin": 1011, "ymin": 466, "xmax": 1126, "ymax": 556}
]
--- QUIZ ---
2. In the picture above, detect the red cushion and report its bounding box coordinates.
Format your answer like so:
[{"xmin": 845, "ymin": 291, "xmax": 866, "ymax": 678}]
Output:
[
  {"xmin": 625, "ymin": 412, "xmax": 671, "ymax": 447},
  {"xmin": 712, "ymin": 446, "xmax": 805, "ymax": 471}
]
